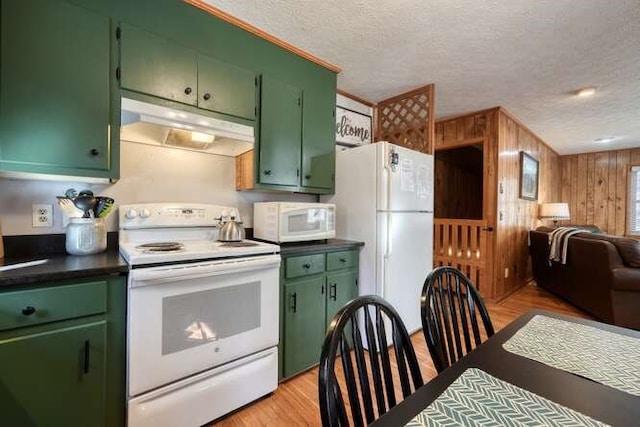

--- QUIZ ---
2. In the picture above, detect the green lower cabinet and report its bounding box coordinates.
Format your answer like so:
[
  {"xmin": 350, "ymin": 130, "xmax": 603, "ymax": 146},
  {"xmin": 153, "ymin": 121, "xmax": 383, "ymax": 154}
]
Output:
[
  {"xmin": 283, "ymin": 276, "xmax": 326, "ymax": 378},
  {"xmin": 325, "ymin": 270, "xmax": 358, "ymax": 330},
  {"xmin": 0, "ymin": 322, "xmax": 107, "ymax": 427},
  {"xmin": 281, "ymin": 249, "xmax": 359, "ymax": 379},
  {"xmin": 0, "ymin": 275, "xmax": 126, "ymax": 427}
]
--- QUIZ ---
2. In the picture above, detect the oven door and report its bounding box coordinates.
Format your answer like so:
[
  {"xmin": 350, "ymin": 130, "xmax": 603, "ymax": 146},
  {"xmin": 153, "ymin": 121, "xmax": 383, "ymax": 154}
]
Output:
[{"xmin": 128, "ymin": 254, "xmax": 280, "ymax": 397}]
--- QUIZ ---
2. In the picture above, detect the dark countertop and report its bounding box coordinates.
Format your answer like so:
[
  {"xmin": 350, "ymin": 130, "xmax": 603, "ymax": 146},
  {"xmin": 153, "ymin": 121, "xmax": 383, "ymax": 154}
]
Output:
[
  {"xmin": 0, "ymin": 234, "xmax": 362, "ymax": 287},
  {"xmin": 0, "ymin": 233, "xmax": 128, "ymax": 288},
  {"xmin": 278, "ymin": 239, "xmax": 364, "ymax": 256}
]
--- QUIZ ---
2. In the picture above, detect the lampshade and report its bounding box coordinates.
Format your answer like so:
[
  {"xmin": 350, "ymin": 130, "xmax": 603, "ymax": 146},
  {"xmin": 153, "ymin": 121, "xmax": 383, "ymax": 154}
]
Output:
[{"xmin": 540, "ymin": 203, "xmax": 570, "ymax": 221}]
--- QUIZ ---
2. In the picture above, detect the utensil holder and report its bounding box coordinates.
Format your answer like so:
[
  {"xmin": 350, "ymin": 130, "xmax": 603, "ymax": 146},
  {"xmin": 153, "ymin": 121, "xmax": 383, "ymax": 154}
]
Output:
[{"xmin": 66, "ymin": 218, "xmax": 107, "ymax": 255}]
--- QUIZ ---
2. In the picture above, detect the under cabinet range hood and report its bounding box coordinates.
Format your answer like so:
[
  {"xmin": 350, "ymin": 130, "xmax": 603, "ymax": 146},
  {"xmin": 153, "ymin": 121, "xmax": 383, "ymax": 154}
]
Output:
[{"xmin": 120, "ymin": 98, "xmax": 254, "ymax": 157}]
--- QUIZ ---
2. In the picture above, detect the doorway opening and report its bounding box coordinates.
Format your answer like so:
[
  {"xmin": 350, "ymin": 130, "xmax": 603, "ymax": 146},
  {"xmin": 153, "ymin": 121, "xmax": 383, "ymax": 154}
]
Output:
[{"xmin": 434, "ymin": 143, "xmax": 484, "ymax": 219}]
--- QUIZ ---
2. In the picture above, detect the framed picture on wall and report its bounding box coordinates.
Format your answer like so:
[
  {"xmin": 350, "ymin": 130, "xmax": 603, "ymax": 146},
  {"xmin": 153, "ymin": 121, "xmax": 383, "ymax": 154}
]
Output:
[
  {"xmin": 519, "ymin": 151, "xmax": 539, "ymax": 201},
  {"xmin": 335, "ymin": 106, "xmax": 372, "ymax": 146}
]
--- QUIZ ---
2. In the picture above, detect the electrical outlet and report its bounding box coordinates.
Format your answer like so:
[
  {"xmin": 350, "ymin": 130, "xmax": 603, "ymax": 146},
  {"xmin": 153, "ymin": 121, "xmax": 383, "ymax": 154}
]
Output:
[{"xmin": 32, "ymin": 204, "xmax": 53, "ymax": 227}]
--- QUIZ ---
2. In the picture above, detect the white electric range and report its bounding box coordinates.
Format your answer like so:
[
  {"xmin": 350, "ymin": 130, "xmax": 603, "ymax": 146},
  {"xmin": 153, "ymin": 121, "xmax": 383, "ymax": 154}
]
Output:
[{"xmin": 119, "ymin": 203, "xmax": 280, "ymax": 427}]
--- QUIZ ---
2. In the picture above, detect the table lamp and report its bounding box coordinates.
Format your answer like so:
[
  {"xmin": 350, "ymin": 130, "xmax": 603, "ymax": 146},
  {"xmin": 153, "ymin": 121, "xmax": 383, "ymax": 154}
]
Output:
[{"xmin": 540, "ymin": 203, "xmax": 570, "ymax": 226}]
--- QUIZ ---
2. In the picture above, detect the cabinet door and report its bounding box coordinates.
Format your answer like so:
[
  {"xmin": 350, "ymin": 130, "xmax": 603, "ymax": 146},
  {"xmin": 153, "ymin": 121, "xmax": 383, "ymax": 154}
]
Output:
[
  {"xmin": 301, "ymin": 85, "xmax": 336, "ymax": 190},
  {"xmin": 283, "ymin": 276, "xmax": 325, "ymax": 377},
  {"xmin": 0, "ymin": 321, "xmax": 107, "ymax": 426},
  {"xmin": 0, "ymin": 0, "xmax": 111, "ymax": 171},
  {"xmin": 259, "ymin": 76, "xmax": 302, "ymax": 186},
  {"xmin": 119, "ymin": 23, "xmax": 197, "ymax": 106},
  {"xmin": 197, "ymin": 55, "xmax": 257, "ymax": 120},
  {"xmin": 325, "ymin": 270, "xmax": 358, "ymax": 330}
]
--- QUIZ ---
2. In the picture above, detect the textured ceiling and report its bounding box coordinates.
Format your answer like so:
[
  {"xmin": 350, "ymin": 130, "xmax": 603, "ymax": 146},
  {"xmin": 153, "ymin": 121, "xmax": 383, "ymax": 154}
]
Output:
[{"xmin": 203, "ymin": 0, "xmax": 640, "ymax": 154}]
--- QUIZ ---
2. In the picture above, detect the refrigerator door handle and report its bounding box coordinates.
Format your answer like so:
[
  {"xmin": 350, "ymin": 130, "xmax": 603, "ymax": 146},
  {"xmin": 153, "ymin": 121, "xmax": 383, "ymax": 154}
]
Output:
[
  {"xmin": 381, "ymin": 163, "xmax": 391, "ymax": 211},
  {"xmin": 385, "ymin": 212, "xmax": 392, "ymax": 258}
]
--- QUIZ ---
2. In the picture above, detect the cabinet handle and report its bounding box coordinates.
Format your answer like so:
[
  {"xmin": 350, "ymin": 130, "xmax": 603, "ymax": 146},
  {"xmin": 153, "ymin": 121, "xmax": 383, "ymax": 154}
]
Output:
[
  {"xmin": 184, "ymin": 87, "xmax": 192, "ymax": 95},
  {"xmin": 302, "ymin": 263, "xmax": 311, "ymax": 269},
  {"xmin": 330, "ymin": 283, "xmax": 337, "ymax": 301},
  {"xmin": 22, "ymin": 306, "xmax": 36, "ymax": 316},
  {"xmin": 290, "ymin": 292, "xmax": 297, "ymax": 313},
  {"xmin": 305, "ymin": 174, "xmax": 311, "ymax": 180},
  {"xmin": 83, "ymin": 340, "xmax": 91, "ymax": 374},
  {"xmin": 203, "ymin": 93, "xmax": 211, "ymax": 101},
  {"xmin": 482, "ymin": 227, "xmax": 494, "ymax": 232},
  {"xmin": 263, "ymin": 170, "xmax": 272, "ymax": 176},
  {"xmin": 90, "ymin": 148, "xmax": 100, "ymax": 156},
  {"xmin": 339, "ymin": 258, "xmax": 346, "ymax": 263}
]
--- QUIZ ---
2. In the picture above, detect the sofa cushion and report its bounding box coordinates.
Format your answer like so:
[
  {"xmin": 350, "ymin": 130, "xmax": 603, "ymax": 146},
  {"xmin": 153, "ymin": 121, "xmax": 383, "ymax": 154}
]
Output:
[{"xmin": 576, "ymin": 233, "xmax": 640, "ymax": 267}]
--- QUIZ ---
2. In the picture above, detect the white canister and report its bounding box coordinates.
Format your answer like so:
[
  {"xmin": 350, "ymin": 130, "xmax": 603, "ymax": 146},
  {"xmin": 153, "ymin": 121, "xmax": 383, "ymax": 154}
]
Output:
[{"xmin": 66, "ymin": 218, "xmax": 107, "ymax": 255}]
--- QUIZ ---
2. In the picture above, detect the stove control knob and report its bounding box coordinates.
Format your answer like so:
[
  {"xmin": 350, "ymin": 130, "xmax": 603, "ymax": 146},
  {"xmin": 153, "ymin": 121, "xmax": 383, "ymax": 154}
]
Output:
[
  {"xmin": 139, "ymin": 208, "xmax": 151, "ymax": 218},
  {"xmin": 125, "ymin": 208, "xmax": 138, "ymax": 219}
]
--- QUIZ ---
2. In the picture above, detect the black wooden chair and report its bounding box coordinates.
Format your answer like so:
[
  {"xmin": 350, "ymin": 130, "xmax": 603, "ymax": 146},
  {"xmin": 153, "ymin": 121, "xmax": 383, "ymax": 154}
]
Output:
[
  {"xmin": 318, "ymin": 295, "xmax": 424, "ymax": 427},
  {"xmin": 421, "ymin": 266, "xmax": 495, "ymax": 373}
]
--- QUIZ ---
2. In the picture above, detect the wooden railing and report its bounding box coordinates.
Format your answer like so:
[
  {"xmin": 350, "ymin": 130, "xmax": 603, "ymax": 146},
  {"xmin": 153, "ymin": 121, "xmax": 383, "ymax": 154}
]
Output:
[{"xmin": 434, "ymin": 219, "xmax": 491, "ymax": 296}]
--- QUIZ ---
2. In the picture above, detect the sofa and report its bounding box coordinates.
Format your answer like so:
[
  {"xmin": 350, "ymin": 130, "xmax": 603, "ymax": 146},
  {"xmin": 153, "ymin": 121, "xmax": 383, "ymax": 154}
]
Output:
[{"xmin": 529, "ymin": 227, "xmax": 640, "ymax": 330}]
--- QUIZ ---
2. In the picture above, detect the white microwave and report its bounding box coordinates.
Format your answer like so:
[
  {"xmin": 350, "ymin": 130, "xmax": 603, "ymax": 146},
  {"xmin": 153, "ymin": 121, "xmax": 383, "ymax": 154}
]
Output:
[{"xmin": 253, "ymin": 202, "xmax": 336, "ymax": 243}]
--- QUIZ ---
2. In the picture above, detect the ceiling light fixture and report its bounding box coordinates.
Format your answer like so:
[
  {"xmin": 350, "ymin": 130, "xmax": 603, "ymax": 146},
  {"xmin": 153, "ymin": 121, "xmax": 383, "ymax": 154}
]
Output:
[
  {"xmin": 575, "ymin": 87, "xmax": 596, "ymax": 97},
  {"xmin": 595, "ymin": 136, "xmax": 615, "ymax": 143}
]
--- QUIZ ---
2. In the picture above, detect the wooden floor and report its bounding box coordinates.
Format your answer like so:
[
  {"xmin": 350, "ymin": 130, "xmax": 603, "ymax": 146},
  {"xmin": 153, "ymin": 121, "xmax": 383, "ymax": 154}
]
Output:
[{"xmin": 211, "ymin": 282, "xmax": 590, "ymax": 426}]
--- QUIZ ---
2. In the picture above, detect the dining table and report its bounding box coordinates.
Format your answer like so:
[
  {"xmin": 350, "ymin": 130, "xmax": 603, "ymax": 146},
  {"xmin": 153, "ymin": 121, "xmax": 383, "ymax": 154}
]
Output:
[{"xmin": 371, "ymin": 309, "xmax": 640, "ymax": 426}]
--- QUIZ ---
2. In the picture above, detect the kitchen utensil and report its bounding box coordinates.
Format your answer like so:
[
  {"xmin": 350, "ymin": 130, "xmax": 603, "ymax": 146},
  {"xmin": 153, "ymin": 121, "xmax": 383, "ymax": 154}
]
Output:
[
  {"xmin": 64, "ymin": 188, "xmax": 78, "ymax": 199},
  {"xmin": 78, "ymin": 189, "xmax": 94, "ymax": 197},
  {"xmin": 94, "ymin": 197, "xmax": 115, "ymax": 218},
  {"xmin": 57, "ymin": 197, "xmax": 84, "ymax": 218},
  {"xmin": 218, "ymin": 216, "xmax": 245, "ymax": 242},
  {"xmin": 0, "ymin": 259, "xmax": 48, "ymax": 272},
  {"xmin": 73, "ymin": 195, "xmax": 98, "ymax": 218}
]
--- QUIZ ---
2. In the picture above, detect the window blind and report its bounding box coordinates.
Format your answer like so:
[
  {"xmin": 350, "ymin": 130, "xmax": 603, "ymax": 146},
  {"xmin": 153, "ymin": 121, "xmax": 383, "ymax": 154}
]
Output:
[{"xmin": 629, "ymin": 166, "xmax": 640, "ymax": 235}]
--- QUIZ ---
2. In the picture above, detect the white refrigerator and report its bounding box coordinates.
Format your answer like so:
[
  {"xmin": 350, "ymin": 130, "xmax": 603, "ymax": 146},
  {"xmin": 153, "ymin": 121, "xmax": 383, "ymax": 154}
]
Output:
[{"xmin": 324, "ymin": 141, "xmax": 434, "ymax": 333}]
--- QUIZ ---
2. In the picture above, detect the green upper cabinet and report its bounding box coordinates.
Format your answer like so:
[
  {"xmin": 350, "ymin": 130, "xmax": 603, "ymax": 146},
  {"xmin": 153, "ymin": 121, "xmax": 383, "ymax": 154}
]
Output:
[
  {"xmin": 0, "ymin": 0, "xmax": 115, "ymax": 177},
  {"xmin": 197, "ymin": 55, "xmax": 257, "ymax": 120},
  {"xmin": 119, "ymin": 23, "xmax": 258, "ymax": 120},
  {"xmin": 258, "ymin": 76, "xmax": 302, "ymax": 186},
  {"xmin": 119, "ymin": 23, "xmax": 198, "ymax": 106},
  {"xmin": 301, "ymin": 89, "xmax": 336, "ymax": 190},
  {"xmin": 238, "ymin": 71, "xmax": 336, "ymax": 194}
]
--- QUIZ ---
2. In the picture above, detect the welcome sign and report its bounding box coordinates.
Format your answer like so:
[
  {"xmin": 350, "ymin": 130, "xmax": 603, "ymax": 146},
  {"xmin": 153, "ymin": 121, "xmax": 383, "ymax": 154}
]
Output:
[{"xmin": 335, "ymin": 106, "xmax": 372, "ymax": 146}]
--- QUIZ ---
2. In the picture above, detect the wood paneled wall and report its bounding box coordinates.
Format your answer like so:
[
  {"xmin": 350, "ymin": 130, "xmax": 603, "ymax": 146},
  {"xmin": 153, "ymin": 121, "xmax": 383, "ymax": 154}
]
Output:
[
  {"xmin": 496, "ymin": 110, "xmax": 561, "ymax": 299},
  {"xmin": 435, "ymin": 109, "xmax": 499, "ymax": 298},
  {"xmin": 435, "ymin": 108, "xmax": 499, "ymax": 227},
  {"xmin": 560, "ymin": 148, "xmax": 640, "ymax": 235},
  {"xmin": 435, "ymin": 107, "xmax": 561, "ymax": 301}
]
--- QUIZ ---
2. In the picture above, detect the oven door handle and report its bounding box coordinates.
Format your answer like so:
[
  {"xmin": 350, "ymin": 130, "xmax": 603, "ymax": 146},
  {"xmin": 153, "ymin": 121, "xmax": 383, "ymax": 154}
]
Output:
[{"xmin": 130, "ymin": 255, "xmax": 281, "ymax": 286}]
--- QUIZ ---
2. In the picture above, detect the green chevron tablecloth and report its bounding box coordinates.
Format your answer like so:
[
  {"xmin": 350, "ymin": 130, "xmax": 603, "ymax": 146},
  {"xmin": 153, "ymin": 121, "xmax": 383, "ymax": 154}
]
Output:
[
  {"xmin": 405, "ymin": 368, "xmax": 606, "ymax": 426},
  {"xmin": 502, "ymin": 315, "xmax": 640, "ymax": 396}
]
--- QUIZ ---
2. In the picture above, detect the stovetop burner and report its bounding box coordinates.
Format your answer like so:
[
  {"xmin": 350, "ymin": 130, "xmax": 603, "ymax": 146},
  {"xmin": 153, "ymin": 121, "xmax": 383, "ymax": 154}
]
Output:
[
  {"xmin": 136, "ymin": 242, "xmax": 185, "ymax": 253},
  {"xmin": 219, "ymin": 241, "xmax": 260, "ymax": 248}
]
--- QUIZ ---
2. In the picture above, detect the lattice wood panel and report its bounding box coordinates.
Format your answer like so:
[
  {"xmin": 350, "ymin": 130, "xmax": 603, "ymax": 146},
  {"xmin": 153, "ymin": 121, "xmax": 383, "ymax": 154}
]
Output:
[{"xmin": 376, "ymin": 84, "xmax": 435, "ymax": 154}]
